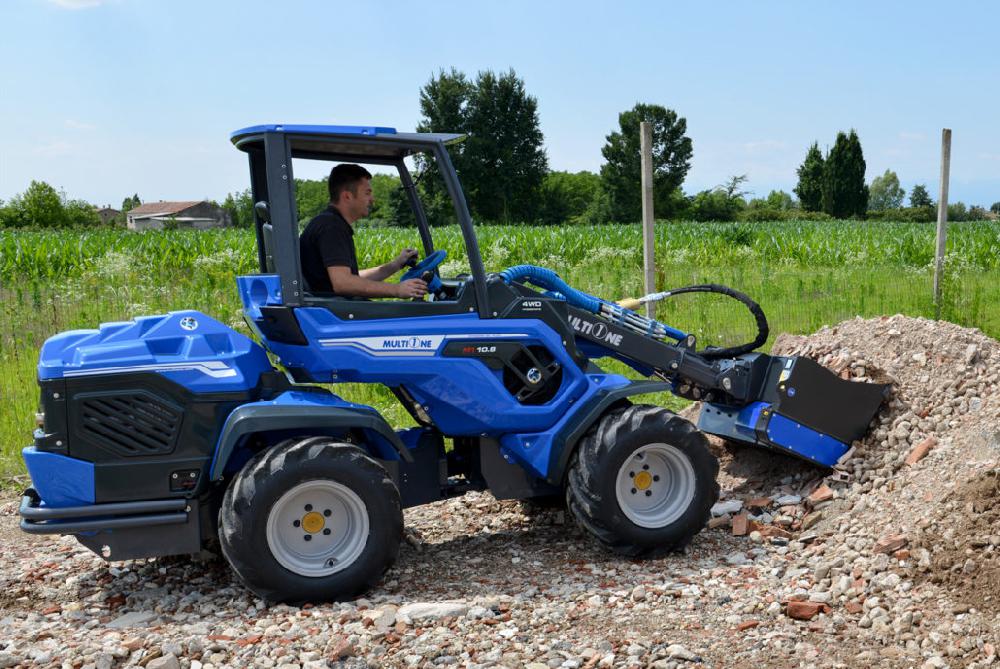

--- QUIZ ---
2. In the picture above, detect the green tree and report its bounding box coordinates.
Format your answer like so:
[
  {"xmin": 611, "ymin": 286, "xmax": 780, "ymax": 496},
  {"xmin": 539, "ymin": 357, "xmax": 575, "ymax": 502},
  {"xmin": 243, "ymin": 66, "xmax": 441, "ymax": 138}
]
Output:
[
  {"xmin": 766, "ymin": 190, "xmax": 795, "ymax": 210},
  {"xmin": 121, "ymin": 193, "xmax": 141, "ymax": 212},
  {"xmin": 415, "ymin": 68, "xmax": 473, "ymax": 223},
  {"xmin": 821, "ymin": 130, "xmax": 868, "ymax": 218},
  {"xmin": 369, "ymin": 173, "xmax": 402, "ymax": 223},
  {"xmin": 461, "ymin": 69, "xmax": 548, "ymax": 222},
  {"xmin": 14, "ymin": 181, "xmax": 68, "ymax": 227},
  {"xmin": 967, "ymin": 205, "xmax": 989, "ymax": 221},
  {"xmin": 294, "ymin": 178, "xmax": 329, "ymax": 225},
  {"xmin": 65, "ymin": 199, "xmax": 100, "ymax": 227},
  {"xmin": 600, "ymin": 103, "xmax": 692, "ymax": 222},
  {"xmin": 868, "ymin": 169, "xmax": 906, "ymax": 211},
  {"xmin": 794, "ymin": 143, "xmax": 825, "ymax": 212},
  {"xmin": 910, "ymin": 183, "xmax": 933, "ymax": 208},
  {"xmin": 947, "ymin": 202, "xmax": 968, "ymax": 221},
  {"xmin": 990, "ymin": 202, "xmax": 1000, "ymax": 214},
  {"xmin": 537, "ymin": 171, "xmax": 602, "ymax": 224},
  {"xmin": 222, "ymin": 189, "xmax": 254, "ymax": 228}
]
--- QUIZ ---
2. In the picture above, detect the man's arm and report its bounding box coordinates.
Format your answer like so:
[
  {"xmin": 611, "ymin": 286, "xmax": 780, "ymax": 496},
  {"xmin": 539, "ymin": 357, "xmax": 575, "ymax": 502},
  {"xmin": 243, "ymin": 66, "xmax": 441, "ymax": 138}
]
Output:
[
  {"xmin": 327, "ymin": 266, "xmax": 427, "ymax": 299},
  {"xmin": 359, "ymin": 248, "xmax": 418, "ymax": 281}
]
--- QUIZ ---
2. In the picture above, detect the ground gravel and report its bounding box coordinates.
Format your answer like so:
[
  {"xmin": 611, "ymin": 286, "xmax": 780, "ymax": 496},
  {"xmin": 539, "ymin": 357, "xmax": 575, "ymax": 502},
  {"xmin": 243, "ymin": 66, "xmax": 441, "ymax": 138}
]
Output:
[{"xmin": 2, "ymin": 314, "xmax": 999, "ymax": 669}]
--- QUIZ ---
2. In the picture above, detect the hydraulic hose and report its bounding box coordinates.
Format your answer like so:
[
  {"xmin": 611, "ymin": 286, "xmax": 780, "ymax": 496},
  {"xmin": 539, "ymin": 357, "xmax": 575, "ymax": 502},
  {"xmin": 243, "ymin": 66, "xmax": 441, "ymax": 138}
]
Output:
[
  {"xmin": 499, "ymin": 265, "xmax": 602, "ymax": 313},
  {"xmin": 499, "ymin": 265, "xmax": 769, "ymax": 359},
  {"xmin": 498, "ymin": 265, "xmax": 688, "ymax": 342},
  {"xmin": 649, "ymin": 284, "xmax": 769, "ymax": 358}
]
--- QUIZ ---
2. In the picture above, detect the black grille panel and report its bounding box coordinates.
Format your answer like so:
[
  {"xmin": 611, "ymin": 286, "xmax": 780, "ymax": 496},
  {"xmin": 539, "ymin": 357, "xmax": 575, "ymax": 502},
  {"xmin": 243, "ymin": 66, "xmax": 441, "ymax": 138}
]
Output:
[{"xmin": 80, "ymin": 392, "xmax": 182, "ymax": 456}]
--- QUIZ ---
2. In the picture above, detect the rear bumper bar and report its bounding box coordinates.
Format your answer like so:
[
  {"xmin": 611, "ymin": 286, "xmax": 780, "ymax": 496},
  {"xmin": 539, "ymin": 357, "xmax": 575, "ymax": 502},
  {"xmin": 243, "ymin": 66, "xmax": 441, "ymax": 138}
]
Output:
[{"xmin": 19, "ymin": 488, "xmax": 189, "ymax": 534}]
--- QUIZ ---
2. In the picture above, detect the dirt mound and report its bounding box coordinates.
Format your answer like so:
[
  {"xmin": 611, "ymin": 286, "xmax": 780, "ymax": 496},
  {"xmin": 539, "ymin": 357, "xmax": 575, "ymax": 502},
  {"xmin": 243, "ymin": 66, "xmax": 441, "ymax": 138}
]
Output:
[{"xmin": 920, "ymin": 468, "xmax": 1000, "ymax": 615}]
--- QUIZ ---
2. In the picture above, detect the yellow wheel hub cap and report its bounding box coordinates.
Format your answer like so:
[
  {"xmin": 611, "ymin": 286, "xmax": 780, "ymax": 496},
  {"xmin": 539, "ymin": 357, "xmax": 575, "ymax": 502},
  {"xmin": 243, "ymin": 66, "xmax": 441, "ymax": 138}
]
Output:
[
  {"xmin": 634, "ymin": 471, "xmax": 653, "ymax": 490},
  {"xmin": 301, "ymin": 511, "xmax": 325, "ymax": 534}
]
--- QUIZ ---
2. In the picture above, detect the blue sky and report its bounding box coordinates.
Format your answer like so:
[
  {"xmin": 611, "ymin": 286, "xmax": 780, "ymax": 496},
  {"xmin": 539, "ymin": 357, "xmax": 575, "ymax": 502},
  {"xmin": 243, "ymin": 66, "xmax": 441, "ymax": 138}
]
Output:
[{"xmin": 1, "ymin": 0, "xmax": 998, "ymax": 208}]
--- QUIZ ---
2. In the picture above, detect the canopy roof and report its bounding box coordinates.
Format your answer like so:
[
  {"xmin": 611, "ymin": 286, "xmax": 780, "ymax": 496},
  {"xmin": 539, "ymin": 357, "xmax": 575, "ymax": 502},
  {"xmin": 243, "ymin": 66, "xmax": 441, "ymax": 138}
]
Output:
[{"xmin": 230, "ymin": 124, "xmax": 464, "ymax": 162}]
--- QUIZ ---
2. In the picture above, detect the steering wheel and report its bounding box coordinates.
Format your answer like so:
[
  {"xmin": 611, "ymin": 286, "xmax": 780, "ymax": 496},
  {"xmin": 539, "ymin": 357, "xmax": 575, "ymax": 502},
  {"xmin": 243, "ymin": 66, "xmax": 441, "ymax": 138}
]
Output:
[{"xmin": 400, "ymin": 249, "xmax": 447, "ymax": 293}]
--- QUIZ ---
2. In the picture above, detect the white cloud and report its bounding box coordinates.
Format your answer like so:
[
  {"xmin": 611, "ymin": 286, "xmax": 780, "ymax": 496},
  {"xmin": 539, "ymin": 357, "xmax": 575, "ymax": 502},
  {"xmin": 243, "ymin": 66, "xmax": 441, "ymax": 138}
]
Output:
[
  {"xmin": 33, "ymin": 140, "xmax": 74, "ymax": 156},
  {"xmin": 64, "ymin": 119, "xmax": 95, "ymax": 130},
  {"xmin": 48, "ymin": 0, "xmax": 108, "ymax": 8},
  {"xmin": 742, "ymin": 140, "xmax": 787, "ymax": 153}
]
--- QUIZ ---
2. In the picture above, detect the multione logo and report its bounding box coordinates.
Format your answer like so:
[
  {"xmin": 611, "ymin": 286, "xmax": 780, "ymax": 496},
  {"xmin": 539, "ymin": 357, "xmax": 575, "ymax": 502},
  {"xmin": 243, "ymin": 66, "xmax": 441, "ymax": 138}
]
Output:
[{"xmin": 382, "ymin": 337, "xmax": 435, "ymax": 349}]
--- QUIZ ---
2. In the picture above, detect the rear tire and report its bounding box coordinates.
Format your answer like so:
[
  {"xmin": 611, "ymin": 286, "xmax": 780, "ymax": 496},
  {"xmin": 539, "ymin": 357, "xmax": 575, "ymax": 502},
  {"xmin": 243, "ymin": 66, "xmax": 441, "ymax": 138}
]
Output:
[
  {"xmin": 567, "ymin": 404, "xmax": 719, "ymax": 557},
  {"xmin": 219, "ymin": 437, "xmax": 402, "ymax": 603}
]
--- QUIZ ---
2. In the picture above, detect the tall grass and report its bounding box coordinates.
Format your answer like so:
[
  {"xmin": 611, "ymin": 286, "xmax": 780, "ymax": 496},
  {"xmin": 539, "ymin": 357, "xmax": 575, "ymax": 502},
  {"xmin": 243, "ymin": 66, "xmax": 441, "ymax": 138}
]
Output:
[{"xmin": 2, "ymin": 220, "xmax": 998, "ymax": 476}]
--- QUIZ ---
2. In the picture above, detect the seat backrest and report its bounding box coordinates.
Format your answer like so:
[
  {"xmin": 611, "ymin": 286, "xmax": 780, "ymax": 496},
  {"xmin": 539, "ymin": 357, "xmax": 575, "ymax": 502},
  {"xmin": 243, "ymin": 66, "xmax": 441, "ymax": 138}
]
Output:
[{"xmin": 262, "ymin": 222, "xmax": 275, "ymax": 273}]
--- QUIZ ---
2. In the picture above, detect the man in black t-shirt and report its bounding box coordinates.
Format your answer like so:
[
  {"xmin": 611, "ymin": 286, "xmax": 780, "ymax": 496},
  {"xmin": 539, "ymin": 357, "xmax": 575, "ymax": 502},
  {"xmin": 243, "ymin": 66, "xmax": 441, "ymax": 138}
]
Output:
[{"xmin": 299, "ymin": 164, "xmax": 428, "ymax": 299}]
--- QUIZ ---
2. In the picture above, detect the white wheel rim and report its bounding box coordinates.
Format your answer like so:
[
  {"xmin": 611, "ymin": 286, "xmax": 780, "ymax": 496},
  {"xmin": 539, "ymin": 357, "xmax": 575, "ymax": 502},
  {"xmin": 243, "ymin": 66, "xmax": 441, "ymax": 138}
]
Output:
[
  {"xmin": 265, "ymin": 480, "xmax": 369, "ymax": 577},
  {"xmin": 614, "ymin": 443, "xmax": 697, "ymax": 528}
]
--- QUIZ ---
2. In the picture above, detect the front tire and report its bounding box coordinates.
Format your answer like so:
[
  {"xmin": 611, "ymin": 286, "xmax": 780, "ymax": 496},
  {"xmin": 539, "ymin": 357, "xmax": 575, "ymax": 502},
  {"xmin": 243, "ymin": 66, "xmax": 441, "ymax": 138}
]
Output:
[
  {"xmin": 567, "ymin": 404, "xmax": 719, "ymax": 557},
  {"xmin": 219, "ymin": 437, "xmax": 402, "ymax": 603}
]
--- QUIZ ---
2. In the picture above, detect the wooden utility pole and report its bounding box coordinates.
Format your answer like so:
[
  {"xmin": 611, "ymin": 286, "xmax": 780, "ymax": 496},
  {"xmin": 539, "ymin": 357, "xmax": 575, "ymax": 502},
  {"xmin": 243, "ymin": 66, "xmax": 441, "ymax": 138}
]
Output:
[
  {"xmin": 640, "ymin": 121, "xmax": 655, "ymax": 317},
  {"xmin": 933, "ymin": 128, "xmax": 952, "ymax": 318}
]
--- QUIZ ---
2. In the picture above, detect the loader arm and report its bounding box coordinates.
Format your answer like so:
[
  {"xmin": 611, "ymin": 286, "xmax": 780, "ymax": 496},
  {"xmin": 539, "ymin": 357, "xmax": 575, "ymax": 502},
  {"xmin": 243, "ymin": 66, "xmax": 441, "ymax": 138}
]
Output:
[{"xmin": 502, "ymin": 267, "xmax": 889, "ymax": 468}]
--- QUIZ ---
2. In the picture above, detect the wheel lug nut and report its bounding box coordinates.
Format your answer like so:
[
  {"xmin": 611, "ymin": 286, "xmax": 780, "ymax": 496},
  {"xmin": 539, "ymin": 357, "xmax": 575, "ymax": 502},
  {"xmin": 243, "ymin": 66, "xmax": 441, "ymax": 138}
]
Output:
[
  {"xmin": 645, "ymin": 490, "xmax": 652, "ymax": 497},
  {"xmin": 629, "ymin": 472, "xmax": 635, "ymax": 478},
  {"xmin": 642, "ymin": 464, "xmax": 649, "ymax": 470},
  {"xmin": 304, "ymin": 535, "xmax": 312, "ymax": 541},
  {"xmin": 324, "ymin": 509, "xmax": 332, "ymax": 517},
  {"xmin": 304, "ymin": 504, "xmax": 313, "ymax": 511},
  {"xmin": 293, "ymin": 520, "xmax": 300, "ymax": 527},
  {"xmin": 630, "ymin": 488, "xmax": 637, "ymax": 494},
  {"xmin": 653, "ymin": 475, "xmax": 660, "ymax": 482},
  {"xmin": 323, "ymin": 528, "xmax": 331, "ymax": 535}
]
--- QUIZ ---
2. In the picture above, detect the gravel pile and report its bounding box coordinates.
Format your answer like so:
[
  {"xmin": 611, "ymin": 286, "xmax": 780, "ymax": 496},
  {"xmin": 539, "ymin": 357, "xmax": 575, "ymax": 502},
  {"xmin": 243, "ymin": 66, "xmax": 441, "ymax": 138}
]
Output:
[{"xmin": 2, "ymin": 314, "xmax": 999, "ymax": 669}]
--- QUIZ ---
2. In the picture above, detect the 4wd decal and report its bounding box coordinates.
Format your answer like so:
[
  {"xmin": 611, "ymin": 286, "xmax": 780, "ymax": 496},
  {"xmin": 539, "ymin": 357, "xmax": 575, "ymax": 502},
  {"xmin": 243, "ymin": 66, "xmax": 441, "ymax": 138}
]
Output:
[{"xmin": 568, "ymin": 315, "xmax": 624, "ymax": 347}]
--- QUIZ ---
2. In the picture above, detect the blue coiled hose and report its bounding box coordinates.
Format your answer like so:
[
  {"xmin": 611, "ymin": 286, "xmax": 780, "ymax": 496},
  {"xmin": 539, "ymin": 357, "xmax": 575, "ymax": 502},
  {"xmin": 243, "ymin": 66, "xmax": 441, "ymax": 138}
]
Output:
[
  {"xmin": 498, "ymin": 264, "xmax": 689, "ymax": 342},
  {"xmin": 499, "ymin": 265, "xmax": 603, "ymax": 313}
]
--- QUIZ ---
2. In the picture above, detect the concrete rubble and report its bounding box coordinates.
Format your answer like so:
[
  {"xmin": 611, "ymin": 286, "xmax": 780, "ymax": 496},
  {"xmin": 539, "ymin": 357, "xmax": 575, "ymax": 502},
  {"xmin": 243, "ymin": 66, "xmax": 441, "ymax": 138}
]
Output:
[{"xmin": 1, "ymin": 314, "xmax": 998, "ymax": 667}]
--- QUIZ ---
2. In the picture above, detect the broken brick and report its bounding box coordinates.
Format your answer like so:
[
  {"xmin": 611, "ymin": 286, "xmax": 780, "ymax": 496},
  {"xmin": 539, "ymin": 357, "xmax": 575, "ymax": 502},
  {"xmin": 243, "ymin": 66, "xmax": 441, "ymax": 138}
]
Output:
[
  {"xmin": 904, "ymin": 436, "xmax": 937, "ymax": 465},
  {"xmin": 807, "ymin": 484, "xmax": 834, "ymax": 505},
  {"xmin": 801, "ymin": 510, "xmax": 823, "ymax": 530},
  {"xmin": 786, "ymin": 601, "xmax": 830, "ymax": 620},
  {"xmin": 746, "ymin": 497, "xmax": 772, "ymax": 509},
  {"xmin": 737, "ymin": 620, "xmax": 760, "ymax": 631},
  {"xmin": 732, "ymin": 513, "xmax": 749, "ymax": 537},
  {"xmin": 845, "ymin": 601, "xmax": 864, "ymax": 614},
  {"xmin": 873, "ymin": 533, "xmax": 908, "ymax": 555},
  {"xmin": 756, "ymin": 525, "xmax": 792, "ymax": 539}
]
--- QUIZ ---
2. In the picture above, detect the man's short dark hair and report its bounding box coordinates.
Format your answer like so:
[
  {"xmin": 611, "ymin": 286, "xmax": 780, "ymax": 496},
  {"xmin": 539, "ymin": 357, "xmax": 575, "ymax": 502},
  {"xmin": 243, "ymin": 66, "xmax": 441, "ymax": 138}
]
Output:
[{"xmin": 328, "ymin": 164, "xmax": 373, "ymax": 202}]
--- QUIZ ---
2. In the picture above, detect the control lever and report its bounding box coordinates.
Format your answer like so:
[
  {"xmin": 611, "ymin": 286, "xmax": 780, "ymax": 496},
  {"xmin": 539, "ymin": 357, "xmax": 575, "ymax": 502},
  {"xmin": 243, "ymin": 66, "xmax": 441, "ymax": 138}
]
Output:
[{"xmin": 413, "ymin": 270, "xmax": 435, "ymax": 302}]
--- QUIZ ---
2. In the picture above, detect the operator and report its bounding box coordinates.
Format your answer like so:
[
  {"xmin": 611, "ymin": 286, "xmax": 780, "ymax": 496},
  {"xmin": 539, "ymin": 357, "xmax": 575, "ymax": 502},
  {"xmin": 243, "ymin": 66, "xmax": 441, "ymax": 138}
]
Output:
[{"xmin": 299, "ymin": 163, "xmax": 428, "ymax": 298}]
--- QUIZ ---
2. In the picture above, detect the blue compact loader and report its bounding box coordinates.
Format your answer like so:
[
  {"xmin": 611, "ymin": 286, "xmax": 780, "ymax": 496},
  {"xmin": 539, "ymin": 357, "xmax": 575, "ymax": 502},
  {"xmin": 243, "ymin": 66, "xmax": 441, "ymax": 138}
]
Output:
[{"xmin": 19, "ymin": 125, "xmax": 888, "ymax": 602}]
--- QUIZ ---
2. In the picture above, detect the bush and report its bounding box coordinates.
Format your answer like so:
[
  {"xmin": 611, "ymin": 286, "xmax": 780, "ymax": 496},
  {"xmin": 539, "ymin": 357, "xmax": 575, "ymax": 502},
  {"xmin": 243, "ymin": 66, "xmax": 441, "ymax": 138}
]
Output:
[
  {"xmin": 866, "ymin": 207, "xmax": 935, "ymax": 223},
  {"xmin": 537, "ymin": 171, "xmax": 602, "ymax": 225}
]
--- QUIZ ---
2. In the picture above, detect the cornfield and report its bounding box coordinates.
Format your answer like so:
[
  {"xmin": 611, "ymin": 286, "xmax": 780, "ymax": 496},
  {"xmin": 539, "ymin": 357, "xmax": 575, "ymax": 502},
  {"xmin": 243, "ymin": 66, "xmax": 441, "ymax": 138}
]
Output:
[{"xmin": 1, "ymin": 220, "xmax": 999, "ymax": 476}]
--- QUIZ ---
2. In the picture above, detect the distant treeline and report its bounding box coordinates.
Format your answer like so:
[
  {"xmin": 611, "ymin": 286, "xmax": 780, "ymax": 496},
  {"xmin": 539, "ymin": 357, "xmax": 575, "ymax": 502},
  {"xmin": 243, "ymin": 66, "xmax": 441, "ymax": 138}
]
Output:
[{"xmin": 4, "ymin": 68, "xmax": 998, "ymax": 229}]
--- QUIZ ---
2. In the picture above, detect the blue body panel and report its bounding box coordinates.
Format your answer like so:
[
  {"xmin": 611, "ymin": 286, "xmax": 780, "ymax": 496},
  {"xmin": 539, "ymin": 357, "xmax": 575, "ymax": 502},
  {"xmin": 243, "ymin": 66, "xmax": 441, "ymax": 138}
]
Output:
[
  {"xmin": 23, "ymin": 447, "xmax": 94, "ymax": 507},
  {"xmin": 38, "ymin": 311, "xmax": 272, "ymax": 394},
  {"xmin": 765, "ymin": 412, "xmax": 848, "ymax": 467},
  {"xmin": 230, "ymin": 124, "xmax": 397, "ymax": 144},
  {"xmin": 263, "ymin": 306, "xmax": 593, "ymax": 437},
  {"xmin": 237, "ymin": 274, "xmax": 284, "ymax": 320},
  {"xmin": 209, "ymin": 390, "xmax": 397, "ymax": 479},
  {"xmin": 500, "ymin": 374, "xmax": 631, "ymax": 478},
  {"xmin": 699, "ymin": 401, "xmax": 849, "ymax": 467}
]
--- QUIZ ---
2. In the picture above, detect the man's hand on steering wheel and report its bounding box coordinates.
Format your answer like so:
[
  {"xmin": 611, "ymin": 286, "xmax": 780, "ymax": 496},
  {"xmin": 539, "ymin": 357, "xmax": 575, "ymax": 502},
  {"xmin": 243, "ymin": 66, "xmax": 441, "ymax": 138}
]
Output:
[
  {"xmin": 393, "ymin": 248, "xmax": 419, "ymax": 273},
  {"xmin": 395, "ymin": 278, "xmax": 428, "ymax": 299}
]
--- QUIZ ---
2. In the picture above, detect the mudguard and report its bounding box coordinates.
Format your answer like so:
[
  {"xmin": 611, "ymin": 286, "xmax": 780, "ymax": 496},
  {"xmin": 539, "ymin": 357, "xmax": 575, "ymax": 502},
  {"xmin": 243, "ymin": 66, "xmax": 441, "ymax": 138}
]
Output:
[
  {"xmin": 210, "ymin": 390, "xmax": 412, "ymax": 480},
  {"xmin": 544, "ymin": 380, "xmax": 673, "ymax": 485}
]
